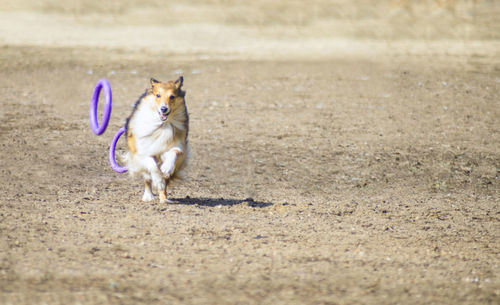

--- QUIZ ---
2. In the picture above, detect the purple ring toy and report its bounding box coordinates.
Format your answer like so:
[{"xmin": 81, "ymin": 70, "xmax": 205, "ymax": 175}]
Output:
[
  {"xmin": 109, "ymin": 127, "xmax": 128, "ymax": 173},
  {"xmin": 89, "ymin": 79, "xmax": 112, "ymax": 135},
  {"xmin": 89, "ymin": 78, "xmax": 128, "ymax": 173}
]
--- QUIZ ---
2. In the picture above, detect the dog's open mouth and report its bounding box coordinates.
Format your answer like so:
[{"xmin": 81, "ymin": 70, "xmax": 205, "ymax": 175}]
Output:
[{"xmin": 159, "ymin": 111, "xmax": 169, "ymax": 121}]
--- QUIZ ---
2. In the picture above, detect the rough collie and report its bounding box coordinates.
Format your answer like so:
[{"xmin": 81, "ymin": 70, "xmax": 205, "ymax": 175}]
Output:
[{"xmin": 124, "ymin": 77, "xmax": 189, "ymax": 203}]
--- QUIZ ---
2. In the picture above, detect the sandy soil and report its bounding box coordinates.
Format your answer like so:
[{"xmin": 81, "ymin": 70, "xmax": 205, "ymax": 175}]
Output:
[{"xmin": 0, "ymin": 1, "xmax": 499, "ymax": 304}]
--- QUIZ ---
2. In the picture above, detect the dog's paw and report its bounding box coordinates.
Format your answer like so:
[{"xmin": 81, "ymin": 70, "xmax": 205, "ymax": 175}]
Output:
[
  {"xmin": 142, "ymin": 191, "xmax": 155, "ymax": 202},
  {"xmin": 160, "ymin": 161, "xmax": 175, "ymax": 179}
]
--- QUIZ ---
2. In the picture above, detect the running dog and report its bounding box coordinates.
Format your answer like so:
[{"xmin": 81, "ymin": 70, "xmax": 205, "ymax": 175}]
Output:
[{"xmin": 124, "ymin": 77, "xmax": 189, "ymax": 203}]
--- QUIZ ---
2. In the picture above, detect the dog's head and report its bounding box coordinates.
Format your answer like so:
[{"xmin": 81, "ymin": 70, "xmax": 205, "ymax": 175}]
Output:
[{"xmin": 149, "ymin": 76, "xmax": 185, "ymax": 122}]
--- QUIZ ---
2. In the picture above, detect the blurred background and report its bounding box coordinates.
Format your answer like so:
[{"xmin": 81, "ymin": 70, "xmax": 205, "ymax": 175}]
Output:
[{"xmin": 1, "ymin": 0, "xmax": 499, "ymax": 59}]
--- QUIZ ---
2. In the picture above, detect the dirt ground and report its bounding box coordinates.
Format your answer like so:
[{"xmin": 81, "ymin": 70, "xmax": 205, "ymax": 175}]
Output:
[{"xmin": 0, "ymin": 1, "xmax": 499, "ymax": 304}]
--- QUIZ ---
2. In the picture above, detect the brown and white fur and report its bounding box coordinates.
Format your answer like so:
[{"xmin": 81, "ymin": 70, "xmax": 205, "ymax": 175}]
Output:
[{"xmin": 124, "ymin": 77, "xmax": 189, "ymax": 203}]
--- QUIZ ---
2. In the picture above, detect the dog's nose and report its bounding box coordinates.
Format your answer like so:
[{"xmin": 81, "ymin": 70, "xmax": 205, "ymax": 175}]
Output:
[{"xmin": 160, "ymin": 106, "xmax": 169, "ymax": 114}]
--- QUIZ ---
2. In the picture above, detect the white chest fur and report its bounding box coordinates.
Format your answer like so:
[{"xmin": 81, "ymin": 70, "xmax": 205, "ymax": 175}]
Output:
[
  {"xmin": 136, "ymin": 123, "xmax": 174, "ymax": 157},
  {"xmin": 129, "ymin": 98, "xmax": 176, "ymax": 157}
]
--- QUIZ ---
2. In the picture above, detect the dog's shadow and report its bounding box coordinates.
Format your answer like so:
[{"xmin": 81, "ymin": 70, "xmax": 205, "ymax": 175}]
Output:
[{"xmin": 170, "ymin": 196, "xmax": 273, "ymax": 208}]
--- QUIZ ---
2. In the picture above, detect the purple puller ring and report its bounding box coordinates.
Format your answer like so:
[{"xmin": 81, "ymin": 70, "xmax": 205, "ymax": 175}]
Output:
[
  {"xmin": 89, "ymin": 79, "xmax": 112, "ymax": 135},
  {"xmin": 108, "ymin": 126, "xmax": 127, "ymax": 173},
  {"xmin": 89, "ymin": 79, "xmax": 127, "ymax": 173}
]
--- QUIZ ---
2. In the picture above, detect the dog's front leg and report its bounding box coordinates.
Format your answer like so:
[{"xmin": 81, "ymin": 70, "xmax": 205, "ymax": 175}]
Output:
[
  {"xmin": 160, "ymin": 148, "xmax": 182, "ymax": 179},
  {"xmin": 140, "ymin": 156, "xmax": 164, "ymax": 197},
  {"xmin": 142, "ymin": 178, "xmax": 155, "ymax": 202},
  {"xmin": 158, "ymin": 179, "xmax": 171, "ymax": 204}
]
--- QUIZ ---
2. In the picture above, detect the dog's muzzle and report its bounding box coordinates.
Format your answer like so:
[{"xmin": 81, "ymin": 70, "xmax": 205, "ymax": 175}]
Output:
[{"xmin": 159, "ymin": 106, "xmax": 170, "ymax": 121}]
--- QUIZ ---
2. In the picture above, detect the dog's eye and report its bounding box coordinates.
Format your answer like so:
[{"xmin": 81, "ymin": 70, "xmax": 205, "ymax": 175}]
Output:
[
  {"xmin": 156, "ymin": 93, "xmax": 160, "ymax": 98},
  {"xmin": 169, "ymin": 95, "xmax": 175, "ymax": 100}
]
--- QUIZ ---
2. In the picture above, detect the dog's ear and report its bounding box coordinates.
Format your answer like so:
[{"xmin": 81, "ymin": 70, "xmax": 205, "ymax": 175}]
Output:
[
  {"xmin": 150, "ymin": 78, "xmax": 160, "ymax": 87},
  {"xmin": 174, "ymin": 76, "xmax": 183, "ymax": 90}
]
